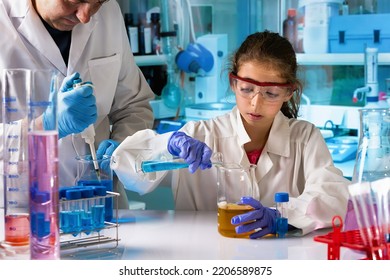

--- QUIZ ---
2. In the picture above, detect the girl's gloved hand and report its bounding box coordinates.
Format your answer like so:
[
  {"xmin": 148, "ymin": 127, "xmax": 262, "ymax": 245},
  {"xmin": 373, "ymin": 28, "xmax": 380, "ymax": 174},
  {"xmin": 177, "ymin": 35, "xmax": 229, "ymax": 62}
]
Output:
[
  {"xmin": 231, "ymin": 196, "xmax": 278, "ymax": 239},
  {"xmin": 167, "ymin": 131, "xmax": 213, "ymax": 173},
  {"xmin": 97, "ymin": 139, "xmax": 120, "ymax": 156},
  {"xmin": 43, "ymin": 72, "xmax": 97, "ymax": 139}
]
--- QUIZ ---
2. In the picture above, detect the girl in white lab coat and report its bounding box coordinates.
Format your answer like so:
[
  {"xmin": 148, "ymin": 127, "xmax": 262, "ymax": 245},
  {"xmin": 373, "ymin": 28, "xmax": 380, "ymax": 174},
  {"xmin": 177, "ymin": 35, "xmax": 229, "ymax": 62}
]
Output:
[{"xmin": 112, "ymin": 30, "xmax": 350, "ymax": 238}]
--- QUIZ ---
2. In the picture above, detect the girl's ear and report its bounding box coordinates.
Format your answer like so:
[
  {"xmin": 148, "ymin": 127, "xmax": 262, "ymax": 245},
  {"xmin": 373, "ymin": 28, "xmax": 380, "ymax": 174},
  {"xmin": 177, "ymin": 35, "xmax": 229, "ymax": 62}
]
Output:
[{"xmin": 283, "ymin": 88, "xmax": 294, "ymax": 102}]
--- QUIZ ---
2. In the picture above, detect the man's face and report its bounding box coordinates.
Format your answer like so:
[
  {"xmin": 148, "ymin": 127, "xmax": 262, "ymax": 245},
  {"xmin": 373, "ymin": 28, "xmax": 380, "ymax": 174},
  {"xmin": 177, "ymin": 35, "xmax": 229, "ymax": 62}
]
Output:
[{"xmin": 33, "ymin": 0, "xmax": 105, "ymax": 31}]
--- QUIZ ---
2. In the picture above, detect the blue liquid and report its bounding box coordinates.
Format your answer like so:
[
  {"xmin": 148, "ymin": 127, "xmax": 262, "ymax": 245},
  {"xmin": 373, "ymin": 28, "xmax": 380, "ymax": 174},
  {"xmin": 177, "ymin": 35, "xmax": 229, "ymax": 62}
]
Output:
[
  {"xmin": 30, "ymin": 212, "xmax": 50, "ymax": 238},
  {"xmin": 60, "ymin": 211, "xmax": 70, "ymax": 233},
  {"xmin": 92, "ymin": 205, "xmax": 105, "ymax": 230},
  {"xmin": 276, "ymin": 217, "xmax": 288, "ymax": 238},
  {"xmin": 81, "ymin": 211, "xmax": 93, "ymax": 235},
  {"xmin": 60, "ymin": 202, "xmax": 104, "ymax": 235},
  {"xmin": 77, "ymin": 179, "xmax": 113, "ymax": 222},
  {"xmin": 141, "ymin": 160, "xmax": 189, "ymax": 172},
  {"xmin": 68, "ymin": 210, "xmax": 82, "ymax": 236}
]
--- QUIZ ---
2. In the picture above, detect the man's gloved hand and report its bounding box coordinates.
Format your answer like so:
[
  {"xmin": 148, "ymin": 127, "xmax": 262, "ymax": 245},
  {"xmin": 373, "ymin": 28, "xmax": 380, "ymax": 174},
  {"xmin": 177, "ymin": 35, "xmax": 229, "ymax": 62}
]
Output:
[
  {"xmin": 167, "ymin": 131, "xmax": 212, "ymax": 173},
  {"xmin": 231, "ymin": 196, "xmax": 278, "ymax": 239},
  {"xmin": 43, "ymin": 72, "xmax": 97, "ymax": 139},
  {"xmin": 97, "ymin": 139, "xmax": 120, "ymax": 156}
]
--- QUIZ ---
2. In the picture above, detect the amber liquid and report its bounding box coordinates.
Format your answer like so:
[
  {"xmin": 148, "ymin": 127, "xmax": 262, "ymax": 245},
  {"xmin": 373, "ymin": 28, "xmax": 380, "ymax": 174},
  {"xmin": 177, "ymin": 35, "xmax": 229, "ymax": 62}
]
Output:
[{"xmin": 218, "ymin": 203, "xmax": 254, "ymax": 238}]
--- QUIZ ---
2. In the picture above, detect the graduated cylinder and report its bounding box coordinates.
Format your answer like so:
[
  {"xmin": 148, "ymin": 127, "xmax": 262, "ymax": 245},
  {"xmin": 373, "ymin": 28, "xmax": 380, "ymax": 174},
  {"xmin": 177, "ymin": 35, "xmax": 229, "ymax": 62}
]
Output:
[{"xmin": 1, "ymin": 69, "xmax": 31, "ymax": 247}]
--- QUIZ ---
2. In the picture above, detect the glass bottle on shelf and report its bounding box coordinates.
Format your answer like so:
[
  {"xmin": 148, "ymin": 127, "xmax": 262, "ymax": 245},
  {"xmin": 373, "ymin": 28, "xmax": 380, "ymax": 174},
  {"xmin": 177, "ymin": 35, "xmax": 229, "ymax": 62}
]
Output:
[
  {"xmin": 150, "ymin": 12, "xmax": 161, "ymax": 54},
  {"xmin": 283, "ymin": 8, "xmax": 297, "ymax": 51},
  {"xmin": 138, "ymin": 13, "xmax": 152, "ymax": 55},
  {"xmin": 124, "ymin": 13, "xmax": 139, "ymax": 55}
]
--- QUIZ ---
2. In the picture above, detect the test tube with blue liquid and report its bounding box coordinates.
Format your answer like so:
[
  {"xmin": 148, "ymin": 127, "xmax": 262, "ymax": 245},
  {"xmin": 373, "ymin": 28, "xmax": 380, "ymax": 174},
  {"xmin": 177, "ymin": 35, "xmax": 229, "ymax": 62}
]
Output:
[
  {"xmin": 136, "ymin": 151, "xmax": 223, "ymax": 173},
  {"xmin": 65, "ymin": 189, "xmax": 82, "ymax": 236},
  {"xmin": 80, "ymin": 187, "xmax": 94, "ymax": 235},
  {"xmin": 59, "ymin": 187, "xmax": 71, "ymax": 234},
  {"xmin": 275, "ymin": 192, "xmax": 289, "ymax": 238},
  {"xmin": 141, "ymin": 157, "xmax": 190, "ymax": 172},
  {"xmin": 91, "ymin": 186, "xmax": 106, "ymax": 230}
]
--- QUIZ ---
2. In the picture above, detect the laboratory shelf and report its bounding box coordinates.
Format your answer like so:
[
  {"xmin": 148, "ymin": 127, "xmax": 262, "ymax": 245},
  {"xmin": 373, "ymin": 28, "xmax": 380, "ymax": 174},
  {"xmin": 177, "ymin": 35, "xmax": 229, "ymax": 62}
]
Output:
[
  {"xmin": 133, "ymin": 53, "xmax": 390, "ymax": 67},
  {"xmin": 134, "ymin": 54, "xmax": 167, "ymax": 66},
  {"xmin": 297, "ymin": 53, "xmax": 390, "ymax": 66}
]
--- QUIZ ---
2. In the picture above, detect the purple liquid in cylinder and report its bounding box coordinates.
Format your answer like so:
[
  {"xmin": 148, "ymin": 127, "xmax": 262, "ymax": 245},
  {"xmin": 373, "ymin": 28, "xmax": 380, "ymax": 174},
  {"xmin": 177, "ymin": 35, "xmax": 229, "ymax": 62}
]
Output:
[{"xmin": 28, "ymin": 131, "xmax": 60, "ymax": 260}]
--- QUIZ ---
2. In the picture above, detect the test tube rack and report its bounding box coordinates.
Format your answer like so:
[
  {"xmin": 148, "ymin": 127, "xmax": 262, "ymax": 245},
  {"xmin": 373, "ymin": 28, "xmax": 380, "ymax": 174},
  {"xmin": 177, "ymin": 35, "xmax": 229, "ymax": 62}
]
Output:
[
  {"xmin": 59, "ymin": 191, "xmax": 121, "ymax": 252},
  {"xmin": 314, "ymin": 216, "xmax": 390, "ymax": 260}
]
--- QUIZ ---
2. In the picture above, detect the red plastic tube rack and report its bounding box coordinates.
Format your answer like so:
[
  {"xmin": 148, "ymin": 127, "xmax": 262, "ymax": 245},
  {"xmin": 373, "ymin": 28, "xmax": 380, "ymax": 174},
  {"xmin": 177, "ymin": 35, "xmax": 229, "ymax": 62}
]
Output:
[{"xmin": 314, "ymin": 216, "xmax": 390, "ymax": 260}]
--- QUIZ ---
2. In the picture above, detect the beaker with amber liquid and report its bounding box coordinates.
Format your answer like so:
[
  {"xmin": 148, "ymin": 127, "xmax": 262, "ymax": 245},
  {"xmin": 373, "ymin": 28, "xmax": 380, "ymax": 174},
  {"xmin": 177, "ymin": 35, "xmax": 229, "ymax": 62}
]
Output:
[{"xmin": 217, "ymin": 163, "xmax": 258, "ymax": 238}]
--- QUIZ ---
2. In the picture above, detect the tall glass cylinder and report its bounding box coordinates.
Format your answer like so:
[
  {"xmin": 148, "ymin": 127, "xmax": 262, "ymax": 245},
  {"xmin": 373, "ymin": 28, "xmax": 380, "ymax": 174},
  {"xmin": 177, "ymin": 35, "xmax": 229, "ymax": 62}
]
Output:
[
  {"xmin": 1, "ymin": 69, "xmax": 31, "ymax": 248},
  {"xmin": 28, "ymin": 69, "xmax": 60, "ymax": 260}
]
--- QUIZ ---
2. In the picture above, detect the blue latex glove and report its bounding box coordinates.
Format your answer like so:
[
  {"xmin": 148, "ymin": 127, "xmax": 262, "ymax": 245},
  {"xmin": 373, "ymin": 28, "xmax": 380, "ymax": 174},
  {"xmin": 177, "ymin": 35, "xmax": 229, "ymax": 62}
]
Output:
[
  {"xmin": 43, "ymin": 72, "xmax": 97, "ymax": 139},
  {"xmin": 97, "ymin": 139, "xmax": 120, "ymax": 156},
  {"xmin": 231, "ymin": 196, "xmax": 278, "ymax": 239},
  {"xmin": 167, "ymin": 131, "xmax": 213, "ymax": 173}
]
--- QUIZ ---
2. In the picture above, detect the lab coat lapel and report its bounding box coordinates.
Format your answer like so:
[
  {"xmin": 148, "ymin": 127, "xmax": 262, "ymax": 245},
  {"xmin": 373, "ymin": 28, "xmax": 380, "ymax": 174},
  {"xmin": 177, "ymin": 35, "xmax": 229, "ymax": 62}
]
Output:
[
  {"xmin": 258, "ymin": 112, "xmax": 291, "ymax": 176},
  {"xmin": 67, "ymin": 19, "xmax": 97, "ymax": 74},
  {"xmin": 266, "ymin": 112, "xmax": 291, "ymax": 158},
  {"xmin": 234, "ymin": 108, "xmax": 252, "ymax": 166},
  {"xmin": 17, "ymin": 3, "xmax": 67, "ymax": 75}
]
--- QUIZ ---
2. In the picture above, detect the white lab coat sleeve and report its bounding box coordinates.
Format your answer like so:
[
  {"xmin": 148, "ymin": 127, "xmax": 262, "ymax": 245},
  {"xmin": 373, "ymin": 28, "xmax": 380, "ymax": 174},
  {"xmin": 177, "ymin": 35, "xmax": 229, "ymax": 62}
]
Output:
[
  {"xmin": 111, "ymin": 129, "xmax": 174, "ymax": 195},
  {"xmin": 287, "ymin": 127, "xmax": 350, "ymax": 235}
]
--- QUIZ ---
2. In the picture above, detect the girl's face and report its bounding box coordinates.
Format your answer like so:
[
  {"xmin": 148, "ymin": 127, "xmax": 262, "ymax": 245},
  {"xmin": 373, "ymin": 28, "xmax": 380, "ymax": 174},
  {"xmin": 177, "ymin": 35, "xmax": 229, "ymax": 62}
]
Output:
[{"xmin": 232, "ymin": 61, "xmax": 292, "ymax": 129}]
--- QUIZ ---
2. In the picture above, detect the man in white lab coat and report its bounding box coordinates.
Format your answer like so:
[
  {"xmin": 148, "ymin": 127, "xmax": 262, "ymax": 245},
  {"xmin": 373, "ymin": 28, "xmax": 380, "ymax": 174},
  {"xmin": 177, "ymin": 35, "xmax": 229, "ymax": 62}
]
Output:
[{"xmin": 0, "ymin": 0, "xmax": 155, "ymax": 207}]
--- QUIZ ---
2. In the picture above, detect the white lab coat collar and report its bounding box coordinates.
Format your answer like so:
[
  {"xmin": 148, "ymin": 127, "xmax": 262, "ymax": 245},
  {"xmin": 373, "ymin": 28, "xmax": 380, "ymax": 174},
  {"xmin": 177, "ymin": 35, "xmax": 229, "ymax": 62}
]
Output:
[
  {"xmin": 232, "ymin": 108, "xmax": 292, "ymax": 180},
  {"xmin": 68, "ymin": 17, "xmax": 97, "ymax": 73},
  {"xmin": 10, "ymin": 0, "xmax": 98, "ymax": 76},
  {"xmin": 232, "ymin": 107, "xmax": 291, "ymax": 158},
  {"xmin": 233, "ymin": 106, "xmax": 252, "ymax": 147},
  {"xmin": 266, "ymin": 111, "xmax": 291, "ymax": 158}
]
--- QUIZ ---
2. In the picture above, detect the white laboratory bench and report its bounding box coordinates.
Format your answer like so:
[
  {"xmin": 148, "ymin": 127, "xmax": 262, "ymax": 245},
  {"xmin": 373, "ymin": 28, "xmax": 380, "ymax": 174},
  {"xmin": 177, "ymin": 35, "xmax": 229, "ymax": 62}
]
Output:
[{"xmin": 0, "ymin": 209, "xmax": 365, "ymax": 260}]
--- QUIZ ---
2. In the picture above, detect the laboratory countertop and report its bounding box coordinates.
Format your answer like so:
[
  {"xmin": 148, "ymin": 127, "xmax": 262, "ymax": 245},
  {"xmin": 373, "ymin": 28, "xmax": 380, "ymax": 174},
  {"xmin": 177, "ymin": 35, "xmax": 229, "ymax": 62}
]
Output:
[{"xmin": 0, "ymin": 209, "xmax": 365, "ymax": 260}]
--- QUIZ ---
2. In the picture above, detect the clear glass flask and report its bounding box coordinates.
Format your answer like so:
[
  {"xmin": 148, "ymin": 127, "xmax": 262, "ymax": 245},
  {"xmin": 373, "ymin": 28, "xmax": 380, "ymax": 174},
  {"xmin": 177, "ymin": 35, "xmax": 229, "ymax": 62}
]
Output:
[
  {"xmin": 216, "ymin": 163, "xmax": 258, "ymax": 238},
  {"xmin": 345, "ymin": 108, "xmax": 390, "ymax": 230},
  {"xmin": 76, "ymin": 154, "xmax": 113, "ymax": 222}
]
